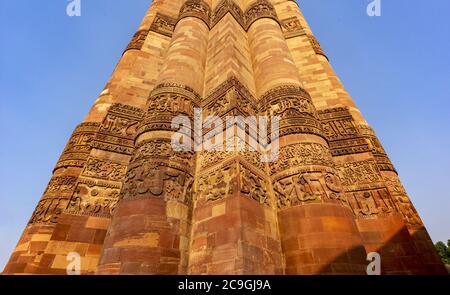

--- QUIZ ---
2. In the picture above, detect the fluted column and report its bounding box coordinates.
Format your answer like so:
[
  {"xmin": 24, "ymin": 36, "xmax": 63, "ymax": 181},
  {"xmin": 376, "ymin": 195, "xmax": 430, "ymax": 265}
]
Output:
[
  {"xmin": 246, "ymin": 1, "xmax": 367, "ymax": 274},
  {"xmin": 85, "ymin": 0, "xmax": 184, "ymax": 122},
  {"xmin": 3, "ymin": 0, "xmax": 185, "ymax": 275},
  {"xmin": 185, "ymin": 0, "xmax": 284, "ymax": 275},
  {"xmin": 274, "ymin": 0, "xmax": 446, "ymax": 274},
  {"xmin": 361, "ymin": 126, "xmax": 448, "ymax": 274},
  {"xmin": 278, "ymin": 0, "xmax": 419, "ymax": 274},
  {"xmin": 96, "ymin": 0, "xmax": 210, "ymax": 274}
]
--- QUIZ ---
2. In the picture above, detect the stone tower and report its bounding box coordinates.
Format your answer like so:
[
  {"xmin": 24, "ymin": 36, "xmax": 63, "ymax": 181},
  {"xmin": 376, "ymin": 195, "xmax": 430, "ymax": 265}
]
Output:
[{"xmin": 3, "ymin": 0, "xmax": 446, "ymax": 275}]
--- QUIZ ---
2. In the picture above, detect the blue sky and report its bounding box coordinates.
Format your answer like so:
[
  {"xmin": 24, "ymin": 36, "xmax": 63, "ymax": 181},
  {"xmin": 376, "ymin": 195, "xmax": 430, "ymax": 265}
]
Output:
[{"xmin": 0, "ymin": 0, "xmax": 449, "ymax": 270}]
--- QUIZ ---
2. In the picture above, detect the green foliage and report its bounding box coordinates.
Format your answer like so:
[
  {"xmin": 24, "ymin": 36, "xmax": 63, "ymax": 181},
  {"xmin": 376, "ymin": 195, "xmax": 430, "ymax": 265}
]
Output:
[{"xmin": 435, "ymin": 240, "xmax": 450, "ymax": 264}]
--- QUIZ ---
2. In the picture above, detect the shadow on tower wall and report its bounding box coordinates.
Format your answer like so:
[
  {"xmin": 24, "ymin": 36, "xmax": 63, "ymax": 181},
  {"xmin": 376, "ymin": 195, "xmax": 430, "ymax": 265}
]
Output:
[{"xmin": 318, "ymin": 223, "xmax": 448, "ymax": 275}]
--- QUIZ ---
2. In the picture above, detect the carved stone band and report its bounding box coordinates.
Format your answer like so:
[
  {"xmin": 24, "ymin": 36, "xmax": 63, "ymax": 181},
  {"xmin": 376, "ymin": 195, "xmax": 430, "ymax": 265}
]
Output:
[
  {"xmin": 177, "ymin": 0, "xmax": 282, "ymax": 32},
  {"xmin": 54, "ymin": 122, "xmax": 100, "ymax": 171},
  {"xmin": 126, "ymin": 0, "xmax": 285, "ymax": 54},
  {"xmin": 135, "ymin": 83, "xmax": 202, "ymax": 140}
]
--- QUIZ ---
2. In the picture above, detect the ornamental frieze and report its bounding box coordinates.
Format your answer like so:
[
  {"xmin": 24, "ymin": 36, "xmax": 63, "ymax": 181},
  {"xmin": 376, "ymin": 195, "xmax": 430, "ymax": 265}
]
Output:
[
  {"xmin": 318, "ymin": 107, "xmax": 371, "ymax": 156},
  {"xmin": 107, "ymin": 103, "xmax": 144, "ymax": 120},
  {"xmin": 318, "ymin": 107, "xmax": 359, "ymax": 140},
  {"xmin": 336, "ymin": 159, "xmax": 384, "ymax": 187},
  {"xmin": 136, "ymin": 84, "xmax": 201, "ymax": 138},
  {"xmin": 43, "ymin": 176, "xmax": 78, "ymax": 195},
  {"xmin": 358, "ymin": 125, "xmax": 397, "ymax": 173},
  {"xmin": 358, "ymin": 125, "xmax": 387, "ymax": 155},
  {"xmin": 211, "ymin": 0, "xmax": 245, "ymax": 28},
  {"xmin": 196, "ymin": 161, "xmax": 270, "ymax": 207},
  {"xmin": 91, "ymin": 103, "xmax": 143, "ymax": 156},
  {"xmin": 199, "ymin": 149, "xmax": 266, "ymax": 174},
  {"xmin": 281, "ymin": 16, "xmax": 306, "ymax": 39},
  {"xmin": 66, "ymin": 182, "xmax": 120, "ymax": 218},
  {"xmin": 245, "ymin": 0, "xmax": 279, "ymax": 29},
  {"xmin": 269, "ymin": 143, "xmax": 334, "ymax": 175},
  {"xmin": 124, "ymin": 30, "xmax": 148, "ymax": 53},
  {"xmin": 28, "ymin": 197, "xmax": 68, "ymax": 225},
  {"xmin": 100, "ymin": 114, "xmax": 139, "ymax": 137},
  {"xmin": 203, "ymin": 76, "xmax": 258, "ymax": 118},
  {"xmin": 131, "ymin": 139, "xmax": 195, "ymax": 171},
  {"xmin": 121, "ymin": 161, "xmax": 194, "ymax": 205},
  {"xmin": 274, "ymin": 169, "xmax": 345, "ymax": 209},
  {"xmin": 328, "ymin": 138, "xmax": 371, "ymax": 157},
  {"xmin": 177, "ymin": 0, "xmax": 280, "ymax": 32},
  {"xmin": 384, "ymin": 176, "xmax": 422, "ymax": 226},
  {"xmin": 240, "ymin": 164, "xmax": 270, "ymax": 207},
  {"xmin": 121, "ymin": 137, "xmax": 195, "ymax": 204},
  {"xmin": 149, "ymin": 13, "xmax": 176, "ymax": 38},
  {"xmin": 54, "ymin": 122, "xmax": 100, "ymax": 171},
  {"xmin": 147, "ymin": 92, "xmax": 196, "ymax": 117},
  {"xmin": 374, "ymin": 154, "xmax": 397, "ymax": 173},
  {"xmin": 346, "ymin": 187, "xmax": 396, "ymax": 218},
  {"xmin": 260, "ymin": 85, "xmax": 324, "ymax": 138},
  {"xmin": 261, "ymin": 92, "xmax": 317, "ymax": 119},
  {"xmin": 260, "ymin": 84, "xmax": 316, "ymax": 117},
  {"xmin": 81, "ymin": 158, "xmax": 127, "ymax": 182},
  {"xmin": 336, "ymin": 157, "xmax": 399, "ymax": 218},
  {"xmin": 150, "ymin": 83, "xmax": 202, "ymax": 105},
  {"xmin": 179, "ymin": 0, "xmax": 212, "ymax": 28},
  {"xmin": 307, "ymin": 34, "xmax": 328, "ymax": 60},
  {"xmin": 197, "ymin": 163, "xmax": 238, "ymax": 204}
]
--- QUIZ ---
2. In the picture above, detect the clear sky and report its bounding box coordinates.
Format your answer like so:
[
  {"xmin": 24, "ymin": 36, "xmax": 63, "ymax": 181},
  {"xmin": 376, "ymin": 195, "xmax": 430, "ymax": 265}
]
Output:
[{"xmin": 0, "ymin": 0, "xmax": 449, "ymax": 270}]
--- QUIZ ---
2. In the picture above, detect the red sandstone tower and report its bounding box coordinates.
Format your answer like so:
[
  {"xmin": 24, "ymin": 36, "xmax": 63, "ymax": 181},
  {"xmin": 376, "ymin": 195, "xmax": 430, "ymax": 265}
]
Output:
[{"xmin": 3, "ymin": 0, "xmax": 446, "ymax": 275}]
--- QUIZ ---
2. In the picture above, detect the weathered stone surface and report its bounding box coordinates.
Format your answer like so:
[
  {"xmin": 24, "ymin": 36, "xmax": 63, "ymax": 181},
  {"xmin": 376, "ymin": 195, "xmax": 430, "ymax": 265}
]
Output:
[{"xmin": 3, "ymin": 0, "xmax": 446, "ymax": 275}]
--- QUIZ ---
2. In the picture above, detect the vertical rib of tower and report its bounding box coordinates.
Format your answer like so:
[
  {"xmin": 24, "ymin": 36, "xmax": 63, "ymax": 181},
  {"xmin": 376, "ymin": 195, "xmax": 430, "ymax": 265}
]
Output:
[
  {"xmin": 247, "ymin": 0, "xmax": 367, "ymax": 274},
  {"xmin": 188, "ymin": 0, "xmax": 284, "ymax": 274},
  {"xmin": 3, "ymin": 0, "xmax": 186, "ymax": 275},
  {"xmin": 96, "ymin": 0, "xmax": 211, "ymax": 274},
  {"xmin": 274, "ymin": 0, "xmax": 446, "ymax": 274}
]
